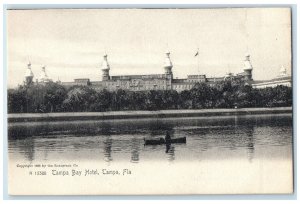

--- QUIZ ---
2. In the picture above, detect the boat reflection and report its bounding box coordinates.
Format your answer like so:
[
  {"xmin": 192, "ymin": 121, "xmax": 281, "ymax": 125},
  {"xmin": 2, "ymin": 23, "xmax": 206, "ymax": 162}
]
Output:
[{"xmin": 166, "ymin": 144, "xmax": 175, "ymax": 162}]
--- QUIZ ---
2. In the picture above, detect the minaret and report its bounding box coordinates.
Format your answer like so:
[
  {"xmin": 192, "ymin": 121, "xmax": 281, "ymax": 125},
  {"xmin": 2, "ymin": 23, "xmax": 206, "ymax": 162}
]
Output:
[
  {"xmin": 24, "ymin": 62, "xmax": 34, "ymax": 86},
  {"xmin": 243, "ymin": 53, "xmax": 253, "ymax": 81},
  {"xmin": 101, "ymin": 54, "xmax": 110, "ymax": 81},
  {"xmin": 279, "ymin": 65, "xmax": 287, "ymax": 77},
  {"xmin": 164, "ymin": 51, "xmax": 173, "ymax": 79},
  {"xmin": 39, "ymin": 66, "xmax": 50, "ymax": 83}
]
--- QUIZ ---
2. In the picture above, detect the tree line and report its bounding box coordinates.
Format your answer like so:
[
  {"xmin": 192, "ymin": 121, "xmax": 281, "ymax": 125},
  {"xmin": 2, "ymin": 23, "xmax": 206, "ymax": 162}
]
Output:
[{"xmin": 7, "ymin": 79, "xmax": 292, "ymax": 113}]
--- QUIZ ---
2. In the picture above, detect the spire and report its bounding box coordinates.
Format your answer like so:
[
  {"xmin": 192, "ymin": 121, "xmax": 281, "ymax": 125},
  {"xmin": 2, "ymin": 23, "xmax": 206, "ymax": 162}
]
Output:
[{"xmin": 101, "ymin": 54, "xmax": 110, "ymax": 70}]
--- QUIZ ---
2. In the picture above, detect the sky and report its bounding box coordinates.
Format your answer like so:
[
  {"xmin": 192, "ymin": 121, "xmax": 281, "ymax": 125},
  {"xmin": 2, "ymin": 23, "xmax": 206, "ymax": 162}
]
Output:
[{"xmin": 7, "ymin": 8, "xmax": 291, "ymax": 88}]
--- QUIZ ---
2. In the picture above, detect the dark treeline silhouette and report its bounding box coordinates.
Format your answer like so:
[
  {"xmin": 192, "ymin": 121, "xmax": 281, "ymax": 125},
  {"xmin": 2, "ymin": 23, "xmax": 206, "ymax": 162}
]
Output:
[{"xmin": 8, "ymin": 79, "xmax": 292, "ymax": 113}]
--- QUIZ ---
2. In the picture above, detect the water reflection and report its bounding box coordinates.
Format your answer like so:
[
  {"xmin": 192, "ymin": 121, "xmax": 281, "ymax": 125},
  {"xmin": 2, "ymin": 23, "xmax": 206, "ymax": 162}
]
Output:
[
  {"xmin": 103, "ymin": 137, "xmax": 113, "ymax": 162},
  {"xmin": 8, "ymin": 114, "xmax": 292, "ymax": 163},
  {"xmin": 246, "ymin": 126, "xmax": 255, "ymax": 162},
  {"xmin": 11, "ymin": 137, "xmax": 36, "ymax": 162},
  {"xmin": 130, "ymin": 137, "xmax": 140, "ymax": 163}
]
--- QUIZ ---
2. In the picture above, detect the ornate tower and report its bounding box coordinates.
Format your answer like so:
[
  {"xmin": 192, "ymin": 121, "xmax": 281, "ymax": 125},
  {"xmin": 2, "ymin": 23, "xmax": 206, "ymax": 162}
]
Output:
[
  {"xmin": 39, "ymin": 66, "xmax": 50, "ymax": 83},
  {"xmin": 24, "ymin": 62, "xmax": 34, "ymax": 86},
  {"xmin": 164, "ymin": 51, "xmax": 173, "ymax": 79},
  {"xmin": 243, "ymin": 53, "xmax": 253, "ymax": 81},
  {"xmin": 101, "ymin": 54, "xmax": 110, "ymax": 81}
]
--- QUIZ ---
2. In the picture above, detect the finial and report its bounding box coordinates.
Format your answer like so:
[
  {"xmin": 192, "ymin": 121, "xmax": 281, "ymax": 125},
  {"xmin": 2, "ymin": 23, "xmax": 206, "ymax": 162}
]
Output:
[{"xmin": 103, "ymin": 52, "xmax": 108, "ymax": 59}]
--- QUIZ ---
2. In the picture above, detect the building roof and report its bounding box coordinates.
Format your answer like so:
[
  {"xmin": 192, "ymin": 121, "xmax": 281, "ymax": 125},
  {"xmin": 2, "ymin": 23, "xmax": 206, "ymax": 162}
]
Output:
[
  {"xmin": 252, "ymin": 76, "xmax": 292, "ymax": 85},
  {"xmin": 74, "ymin": 78, "xmax": 90, "ymax": 81}
]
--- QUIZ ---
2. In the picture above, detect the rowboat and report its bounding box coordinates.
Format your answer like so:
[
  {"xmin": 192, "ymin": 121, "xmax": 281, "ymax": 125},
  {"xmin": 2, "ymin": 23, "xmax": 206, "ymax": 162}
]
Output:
[{"xmin": 144, "ymin": 137, "xmax": 186, "ymax": 145}]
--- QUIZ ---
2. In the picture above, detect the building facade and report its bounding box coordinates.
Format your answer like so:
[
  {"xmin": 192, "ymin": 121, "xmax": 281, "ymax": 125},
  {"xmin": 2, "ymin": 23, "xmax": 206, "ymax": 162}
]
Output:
[
  {"xmin": 61, "ymin": 52, "xmax": 256, "ymax": 92},
  {"xmin": 23, "ymin": 52, "xmax": 292, "ymax": 91}
]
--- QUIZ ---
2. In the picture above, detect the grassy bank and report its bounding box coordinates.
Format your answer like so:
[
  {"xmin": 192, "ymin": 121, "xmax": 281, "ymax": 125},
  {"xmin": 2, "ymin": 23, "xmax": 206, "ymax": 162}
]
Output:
[{"xmin": 8, "ymin": 107, "xmax": 292, "ymax": 123}]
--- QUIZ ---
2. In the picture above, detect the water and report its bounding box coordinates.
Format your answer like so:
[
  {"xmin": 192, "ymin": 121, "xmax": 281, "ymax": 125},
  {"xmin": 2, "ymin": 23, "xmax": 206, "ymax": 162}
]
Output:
[{"xmin": 8, "ymin": 114, "xmax": 292, "ymax": 164}]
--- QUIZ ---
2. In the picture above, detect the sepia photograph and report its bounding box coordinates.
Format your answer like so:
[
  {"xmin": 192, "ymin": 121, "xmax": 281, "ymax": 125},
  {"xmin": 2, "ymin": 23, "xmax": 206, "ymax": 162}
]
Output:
[{"xmin": 6, "ymin": 8, "xmax": 293, "ymax": 195}]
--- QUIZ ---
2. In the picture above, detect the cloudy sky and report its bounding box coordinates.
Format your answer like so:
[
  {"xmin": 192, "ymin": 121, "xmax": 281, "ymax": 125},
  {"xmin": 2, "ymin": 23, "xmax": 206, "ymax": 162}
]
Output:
[{"xmin": 7, "ymin": 8, "xmax": 291, "ymax": 88}]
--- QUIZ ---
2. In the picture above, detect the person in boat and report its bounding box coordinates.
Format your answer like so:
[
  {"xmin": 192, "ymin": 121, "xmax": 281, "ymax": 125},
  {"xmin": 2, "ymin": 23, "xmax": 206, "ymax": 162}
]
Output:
[{"xmin": 165, "ymin": 131, "xmax": 171, "ymax": 144}]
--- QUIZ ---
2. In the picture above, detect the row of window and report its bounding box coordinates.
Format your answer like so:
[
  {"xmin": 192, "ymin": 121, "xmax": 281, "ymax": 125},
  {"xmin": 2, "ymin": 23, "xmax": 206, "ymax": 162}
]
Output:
[
  {"xmin": 100, "ymin": 83, "xmax": 193, "ymax": 90},
  {"xmin": 101, "ymin": 85, "xmax": 174, "ymax": 91},
  {"xmin": 188, "ymin": 75, "xmax": 205, "ymax": 79},
  {"xmin": 103, "ymin": 80, "xmax": 168, "ymax": 86},
  {"xmin": 173, "ymin": 84, "xmax": 193, "ymax": 89},
  {"xmin": 187, "ymin": 79, "xmax": 205, "ymax": 82}
]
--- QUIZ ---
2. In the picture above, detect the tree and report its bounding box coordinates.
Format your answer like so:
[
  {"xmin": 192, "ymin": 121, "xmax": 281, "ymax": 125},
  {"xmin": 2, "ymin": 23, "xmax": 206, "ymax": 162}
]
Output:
[
  {"xmin": 264, "ymin": 85, "xmax": 292, "ymax": 107},
  {"xmin": 8, "ymin": 87, "xmax": 27, "ymax": 113},
  {"xmin": 179, "ymin": 90, "xmax": 192, "ymax": 109},
  {"xmin": 89, "ymin": 89, "xmax": 112, "ymax": 112},
  {"xmin": 63, "ymin": 86, "xmax": 96, "ymax": 112},
  {"xmin": 43, "ymin": 82, "xmax": 68, "ymax": 112},
  {"xmin": 190, "ymin": 83, "xmax": 215, "ymax": 108},
  {"xmin": 127, "ymin": 91, "xmax": 147, "ymax": 110},
  {"xmin": 7, "ymin": 79, "xmax": 292, "ymax": 113}
]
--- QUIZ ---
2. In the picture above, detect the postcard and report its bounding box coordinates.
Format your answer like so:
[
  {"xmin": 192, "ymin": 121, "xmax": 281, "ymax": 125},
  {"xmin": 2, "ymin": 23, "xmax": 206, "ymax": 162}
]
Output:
[{"xmin": 7, "ymin": 8, "xmax": 293, "ymax": 195}]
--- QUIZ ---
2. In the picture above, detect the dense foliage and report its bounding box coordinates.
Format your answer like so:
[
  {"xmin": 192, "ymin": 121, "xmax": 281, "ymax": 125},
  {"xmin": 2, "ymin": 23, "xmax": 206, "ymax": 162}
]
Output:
[{"xmin": 8, "ymin": 79, "xmax": 292, "ymax": 113}]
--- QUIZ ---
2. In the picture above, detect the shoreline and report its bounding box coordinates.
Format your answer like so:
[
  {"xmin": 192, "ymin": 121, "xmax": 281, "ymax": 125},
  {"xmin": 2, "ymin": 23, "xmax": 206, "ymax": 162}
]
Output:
[{"xmin": 8, "ymin": 107, "xmax": 292, "ymax": 122}]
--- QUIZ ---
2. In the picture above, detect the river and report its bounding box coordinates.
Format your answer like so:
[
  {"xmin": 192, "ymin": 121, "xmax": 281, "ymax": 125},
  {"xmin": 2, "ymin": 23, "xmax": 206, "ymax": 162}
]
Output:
[{"xmin": 7, "ymin": 113, "xmax": 293, "ymax": 194}]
